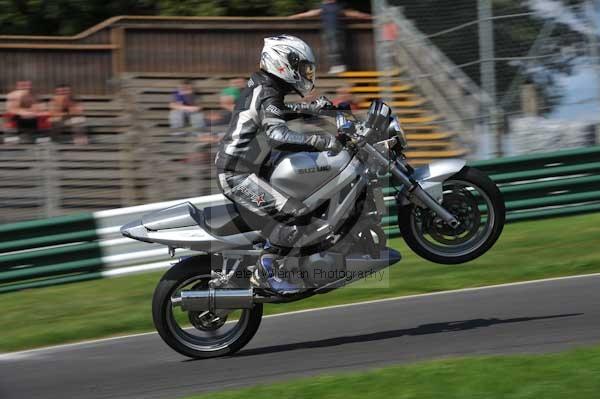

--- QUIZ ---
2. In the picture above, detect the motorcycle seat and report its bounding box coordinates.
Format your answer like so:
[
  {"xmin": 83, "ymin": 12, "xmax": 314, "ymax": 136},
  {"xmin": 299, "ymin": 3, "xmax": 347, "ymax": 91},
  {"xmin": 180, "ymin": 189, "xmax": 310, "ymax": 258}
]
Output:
[
  {"xmin": 142, "ymin": 202, "xmax": 203, "ymax": 231},
  {"xmin": 203, "ymin": 204, "xmax": 263, "ymax": 236}
]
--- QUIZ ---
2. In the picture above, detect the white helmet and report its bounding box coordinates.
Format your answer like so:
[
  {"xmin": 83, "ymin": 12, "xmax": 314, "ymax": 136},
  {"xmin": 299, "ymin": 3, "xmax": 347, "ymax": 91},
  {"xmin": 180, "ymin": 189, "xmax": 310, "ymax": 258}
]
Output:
[{"xmin": 260, "ymin": 35, "xmax": 316, "ymax": 96}]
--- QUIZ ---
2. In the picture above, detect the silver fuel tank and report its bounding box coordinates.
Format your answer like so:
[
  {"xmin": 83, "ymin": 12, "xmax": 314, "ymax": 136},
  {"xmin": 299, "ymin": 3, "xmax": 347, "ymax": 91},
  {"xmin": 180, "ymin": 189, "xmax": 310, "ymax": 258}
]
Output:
[{"xmin": 270, "ymin": 150, "xmax": 352, "ymax": 200}]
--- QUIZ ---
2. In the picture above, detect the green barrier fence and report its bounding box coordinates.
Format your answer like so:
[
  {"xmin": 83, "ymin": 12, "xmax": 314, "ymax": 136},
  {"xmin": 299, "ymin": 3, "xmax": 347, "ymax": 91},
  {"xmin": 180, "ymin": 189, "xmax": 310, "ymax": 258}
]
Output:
[{"xmin": 1, "ymin": 145, "xmax": 600, "ymax": 294}]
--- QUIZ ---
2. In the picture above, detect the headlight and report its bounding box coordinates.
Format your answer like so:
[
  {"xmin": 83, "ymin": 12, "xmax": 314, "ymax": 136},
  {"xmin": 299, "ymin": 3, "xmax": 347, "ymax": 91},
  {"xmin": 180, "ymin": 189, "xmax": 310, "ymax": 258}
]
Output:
[{"xmin": 388, "ymin": 116, "xmax": 407, "ymax": 148}]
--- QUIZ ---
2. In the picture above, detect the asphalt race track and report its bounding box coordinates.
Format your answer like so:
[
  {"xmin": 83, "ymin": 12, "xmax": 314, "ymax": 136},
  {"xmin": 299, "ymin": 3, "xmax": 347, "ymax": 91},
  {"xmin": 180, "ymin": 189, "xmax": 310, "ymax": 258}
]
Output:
[{"xmin": 2, "ymin": 274, "xmax": 600, "ymax": 399}]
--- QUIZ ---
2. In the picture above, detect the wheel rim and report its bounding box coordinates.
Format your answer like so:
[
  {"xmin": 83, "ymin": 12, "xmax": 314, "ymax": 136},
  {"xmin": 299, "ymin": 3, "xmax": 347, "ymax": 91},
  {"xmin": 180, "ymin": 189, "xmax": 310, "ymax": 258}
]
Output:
[
  {"xmin": 409, "ymin": 179, "xmax": 496, "ymax": 258},
  {"xmin": 165, "ymin": 275, "xmax": 251, "ymax": 352}
]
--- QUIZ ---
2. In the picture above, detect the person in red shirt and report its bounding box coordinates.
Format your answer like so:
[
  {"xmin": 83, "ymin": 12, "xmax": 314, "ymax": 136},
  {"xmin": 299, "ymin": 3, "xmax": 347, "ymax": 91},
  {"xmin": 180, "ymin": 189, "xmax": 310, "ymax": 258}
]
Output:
[{"xmin": 332, "ymin": 85, "xmax": 360, "ymax": 111}]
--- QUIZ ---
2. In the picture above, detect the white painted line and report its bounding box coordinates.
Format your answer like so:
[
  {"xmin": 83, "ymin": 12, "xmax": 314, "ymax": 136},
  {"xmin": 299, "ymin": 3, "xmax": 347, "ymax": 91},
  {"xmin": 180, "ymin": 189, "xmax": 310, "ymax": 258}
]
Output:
[
  {"xmin": 0, "ymin": 331, "xmax": 159, "ymax": 361},
  {"xmin": 2, "ymin": 271, "xmax": 600, "ymax": 360},
  {"xmin": 262, "ymin": 271, "xmax": 600, "ymax": 319}
]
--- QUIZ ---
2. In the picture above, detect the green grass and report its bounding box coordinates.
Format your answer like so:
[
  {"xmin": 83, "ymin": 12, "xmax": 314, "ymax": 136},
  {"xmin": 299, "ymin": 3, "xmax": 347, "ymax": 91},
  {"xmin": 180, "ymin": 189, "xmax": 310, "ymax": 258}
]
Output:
[
  {"xmin": 2, "ymin": 213, "xmax": 600, "ymax": 352},
  {"xmin": 184, "ymin": 345, "xmax": 600, "ymax": 399}
]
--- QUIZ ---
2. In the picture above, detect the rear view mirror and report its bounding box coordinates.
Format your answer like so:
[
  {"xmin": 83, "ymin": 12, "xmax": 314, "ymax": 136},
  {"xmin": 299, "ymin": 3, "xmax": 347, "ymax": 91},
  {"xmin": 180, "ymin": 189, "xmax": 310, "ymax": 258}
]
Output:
[{"xmin": 365, "ymin": 100, "xmax": 392, "ymax": 134}]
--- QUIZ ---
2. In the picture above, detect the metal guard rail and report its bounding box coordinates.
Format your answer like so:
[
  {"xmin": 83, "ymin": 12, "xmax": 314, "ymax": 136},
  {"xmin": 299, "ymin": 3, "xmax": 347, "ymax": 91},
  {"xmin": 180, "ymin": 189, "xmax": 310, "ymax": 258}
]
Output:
[{"xmin": 1, "ymin": 145, "xmax": 600, "ymax": 293}]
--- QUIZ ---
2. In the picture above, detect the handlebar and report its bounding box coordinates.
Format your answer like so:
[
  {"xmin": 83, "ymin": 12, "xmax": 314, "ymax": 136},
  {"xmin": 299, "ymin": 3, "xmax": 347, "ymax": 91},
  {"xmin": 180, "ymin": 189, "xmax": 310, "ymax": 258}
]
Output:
[{"xmin": 309, "ymin": 102, "xmax": 397, "ymax": 152}]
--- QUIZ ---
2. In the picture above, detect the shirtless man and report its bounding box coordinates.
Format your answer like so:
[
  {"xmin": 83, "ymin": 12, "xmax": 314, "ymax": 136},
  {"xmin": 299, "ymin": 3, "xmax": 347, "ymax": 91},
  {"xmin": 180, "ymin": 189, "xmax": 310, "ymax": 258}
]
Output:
[{"xmin": 5, "ymin": 80, "xmax": 42, "ymax": 143}]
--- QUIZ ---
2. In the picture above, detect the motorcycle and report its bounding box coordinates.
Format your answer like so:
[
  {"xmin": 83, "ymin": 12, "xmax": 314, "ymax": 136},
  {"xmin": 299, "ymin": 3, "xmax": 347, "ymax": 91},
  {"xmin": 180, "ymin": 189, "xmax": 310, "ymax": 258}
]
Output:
[{"xmin": 121, "ymin": 100, "xmax": 505, "ymax": 359}]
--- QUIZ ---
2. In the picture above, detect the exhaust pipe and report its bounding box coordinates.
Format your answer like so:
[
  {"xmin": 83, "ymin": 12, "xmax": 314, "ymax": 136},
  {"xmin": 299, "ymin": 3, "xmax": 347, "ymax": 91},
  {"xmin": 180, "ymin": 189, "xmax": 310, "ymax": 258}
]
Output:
[
  {"xmin": 180, "ymin": 288, "xmax": 255, "ymax": 313},
  {"xmin": 178, "ymin": 248, "xmax": 402, "ymax": 312}
]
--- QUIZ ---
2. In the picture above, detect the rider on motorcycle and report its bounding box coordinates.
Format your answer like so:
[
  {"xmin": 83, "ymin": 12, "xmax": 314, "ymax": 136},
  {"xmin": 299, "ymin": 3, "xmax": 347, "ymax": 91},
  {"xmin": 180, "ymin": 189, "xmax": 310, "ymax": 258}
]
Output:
[{"xmin": 215, "ymin": 35, "xmax": 342, "ymax": 295}]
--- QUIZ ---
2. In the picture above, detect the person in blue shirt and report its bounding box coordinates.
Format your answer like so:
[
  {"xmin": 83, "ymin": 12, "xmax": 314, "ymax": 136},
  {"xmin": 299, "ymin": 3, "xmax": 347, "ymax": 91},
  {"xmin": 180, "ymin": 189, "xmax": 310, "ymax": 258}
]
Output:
[
  {"xmin": 169, "ymin": 79, "xmax": 205, "ymax": 131},
  {"xmin": 290, "ymin": 1, "xmax": 371, "ymax": 74}
]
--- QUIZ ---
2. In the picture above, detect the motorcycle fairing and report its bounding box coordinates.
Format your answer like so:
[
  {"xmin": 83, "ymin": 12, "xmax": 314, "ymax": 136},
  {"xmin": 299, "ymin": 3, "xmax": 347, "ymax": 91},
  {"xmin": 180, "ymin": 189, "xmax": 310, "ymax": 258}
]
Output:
[
  {"xmin": 121, "ymin": 153, "xmax": 367, "ymax": 252},
  {"xmin": 121, "ymin": 201, "xmax": 261, "ymax": 252},
  {"xmin": 412, "ymin": 159, "xmax": 466, "ymax": 202}
]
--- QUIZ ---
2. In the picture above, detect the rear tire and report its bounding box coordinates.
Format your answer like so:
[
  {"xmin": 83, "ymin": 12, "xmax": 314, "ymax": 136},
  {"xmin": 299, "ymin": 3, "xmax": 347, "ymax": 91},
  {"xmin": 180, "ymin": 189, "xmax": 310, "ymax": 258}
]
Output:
[
  {"xmin": 398, "ymin": 166, "xmax": 505, "ymax": 264},
  {"xmin": 152, "ymin": 255, "xmax": 263, "ymax": 359}
]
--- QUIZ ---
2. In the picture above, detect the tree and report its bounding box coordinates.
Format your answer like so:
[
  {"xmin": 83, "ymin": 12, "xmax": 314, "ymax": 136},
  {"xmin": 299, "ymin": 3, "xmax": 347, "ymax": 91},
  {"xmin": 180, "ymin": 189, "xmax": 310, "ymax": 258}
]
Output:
[
  {"xmin": 0, "ymin": 0, "xmax": 370, "ymax": 36},
  {"xmin": 159, "ymin": 0, "xmax": 370, "ymax": 16},
  {"xmin": 0, "ymin": 0, "xmax": 157, "ymax": 36}
]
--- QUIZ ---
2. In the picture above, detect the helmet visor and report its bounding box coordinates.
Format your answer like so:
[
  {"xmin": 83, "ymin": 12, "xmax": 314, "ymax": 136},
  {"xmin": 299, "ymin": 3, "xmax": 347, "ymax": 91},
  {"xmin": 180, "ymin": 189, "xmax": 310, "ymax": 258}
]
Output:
[{"xmin": 299, "ymin": 61, "xmax": 316, "ymax": 84}]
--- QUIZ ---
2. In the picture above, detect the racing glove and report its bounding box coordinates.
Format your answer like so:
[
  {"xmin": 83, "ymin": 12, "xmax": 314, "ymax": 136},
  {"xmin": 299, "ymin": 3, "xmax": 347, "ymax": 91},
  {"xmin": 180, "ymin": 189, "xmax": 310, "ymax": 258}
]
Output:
[
  {"xmin": 310, "ymin": 134, "xmax": 343, "ymax": 153},
  {"xmin": 289, "ymin": 96, "xmax": 335, "ymax": 114},
  {"xmin": 311, "ymin": 96, "xmax": 335, "ymax": 113}
]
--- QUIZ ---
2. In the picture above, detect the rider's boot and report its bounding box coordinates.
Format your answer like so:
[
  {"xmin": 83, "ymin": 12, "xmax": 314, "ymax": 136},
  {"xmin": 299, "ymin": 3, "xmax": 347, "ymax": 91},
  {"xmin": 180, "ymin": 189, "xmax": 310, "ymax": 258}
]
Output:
[
  {"xmin": 251, "ymin": 220, "xmax": 331, "ymax": 295},
  {"xmin": 251, "ymin": 250, "xmax": 302, "ymax": 295}
]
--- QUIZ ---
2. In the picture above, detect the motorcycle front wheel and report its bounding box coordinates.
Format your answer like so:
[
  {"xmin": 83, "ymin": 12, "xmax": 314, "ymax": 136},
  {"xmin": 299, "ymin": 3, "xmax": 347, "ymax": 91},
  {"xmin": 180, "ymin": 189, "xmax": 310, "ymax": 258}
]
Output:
[
  {"xmin": 152, "ymin": 255, "xmax": 263, "ymax": 359},
  {"xmin": 398, "ymin": 166, "xmax": 505, "ymax": 264}
]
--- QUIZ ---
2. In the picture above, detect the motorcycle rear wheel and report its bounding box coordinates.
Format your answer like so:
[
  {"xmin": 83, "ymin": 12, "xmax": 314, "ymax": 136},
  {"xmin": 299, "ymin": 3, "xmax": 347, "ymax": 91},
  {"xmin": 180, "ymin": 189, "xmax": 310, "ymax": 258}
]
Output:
[
  {"xmin": 152, "ymin": 255, "xmax": 263, "ymax": 359},
  {"xmin": 398, "ymin": 166, "xmax": 505, "ymax": 264}
]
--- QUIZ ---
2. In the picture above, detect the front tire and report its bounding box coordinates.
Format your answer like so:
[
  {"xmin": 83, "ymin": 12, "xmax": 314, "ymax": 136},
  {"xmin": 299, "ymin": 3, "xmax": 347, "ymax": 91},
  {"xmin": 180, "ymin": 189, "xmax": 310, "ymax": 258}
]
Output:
[
  {"xmin": 152, "ymin": 255, "xmax": 263, "ymax": 359},
  {"xmin": 398, "ymin": 166, "xmax": 505, "ymax": 264}
]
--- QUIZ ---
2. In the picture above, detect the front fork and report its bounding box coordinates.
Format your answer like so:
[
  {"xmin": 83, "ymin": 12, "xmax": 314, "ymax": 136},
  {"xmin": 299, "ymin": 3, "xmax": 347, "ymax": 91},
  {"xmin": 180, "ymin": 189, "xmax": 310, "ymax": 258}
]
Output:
[{"xmin": 361, "ymin": 142, "xmax": 460, "ymax": 228}]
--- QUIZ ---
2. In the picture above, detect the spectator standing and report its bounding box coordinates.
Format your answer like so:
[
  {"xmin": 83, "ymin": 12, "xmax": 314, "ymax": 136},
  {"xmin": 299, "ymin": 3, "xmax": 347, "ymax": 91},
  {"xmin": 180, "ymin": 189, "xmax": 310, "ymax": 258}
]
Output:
[
  {"xmin": 290, "ymin": 1, "xmax": 371, "ymax": 74},
  {"xmin": 169, "ymin": 79, "xmax": 205, "ymax": 131},
  {"xmin": 49, "ymin": 84, "xmax": 88, "ymax": 144}
]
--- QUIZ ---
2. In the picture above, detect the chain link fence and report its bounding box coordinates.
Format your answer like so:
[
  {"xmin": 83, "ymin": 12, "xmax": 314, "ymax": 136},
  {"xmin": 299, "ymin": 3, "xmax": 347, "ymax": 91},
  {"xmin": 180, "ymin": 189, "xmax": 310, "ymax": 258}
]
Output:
[{"xmin": 375, "ymin": 0, "xmax": 600, "ymax": 158}]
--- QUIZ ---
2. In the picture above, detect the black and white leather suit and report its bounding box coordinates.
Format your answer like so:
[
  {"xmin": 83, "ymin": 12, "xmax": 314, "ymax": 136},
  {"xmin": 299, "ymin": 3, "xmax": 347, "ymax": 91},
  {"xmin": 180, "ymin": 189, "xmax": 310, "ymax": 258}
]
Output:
[{"xmin": 215, "ymin": 70, "xmax": 336, "ymax": 252}]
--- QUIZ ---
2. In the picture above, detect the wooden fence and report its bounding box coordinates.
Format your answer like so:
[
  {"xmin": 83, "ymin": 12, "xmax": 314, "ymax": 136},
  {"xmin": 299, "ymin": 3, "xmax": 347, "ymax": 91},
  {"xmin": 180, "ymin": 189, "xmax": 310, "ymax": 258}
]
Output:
[{"xmin": 0, "ymin": 16, "xmax": 375, "ymax": 95}]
